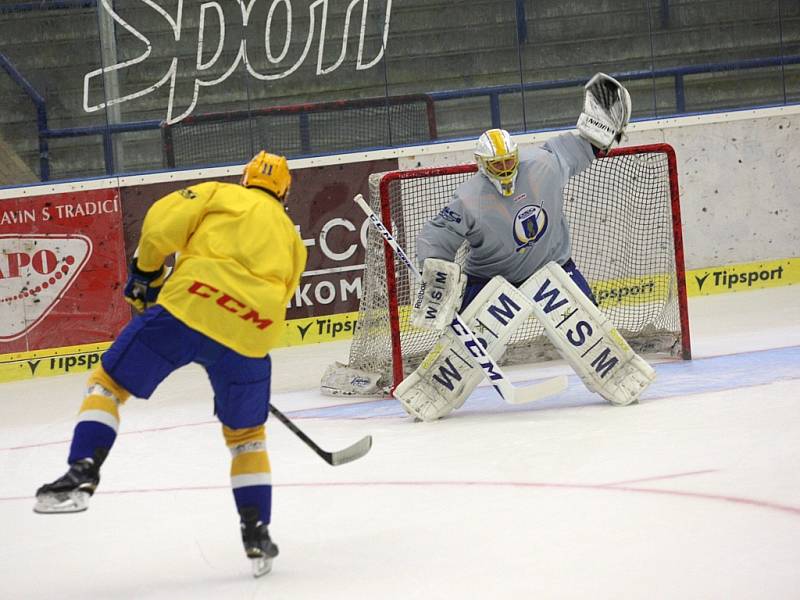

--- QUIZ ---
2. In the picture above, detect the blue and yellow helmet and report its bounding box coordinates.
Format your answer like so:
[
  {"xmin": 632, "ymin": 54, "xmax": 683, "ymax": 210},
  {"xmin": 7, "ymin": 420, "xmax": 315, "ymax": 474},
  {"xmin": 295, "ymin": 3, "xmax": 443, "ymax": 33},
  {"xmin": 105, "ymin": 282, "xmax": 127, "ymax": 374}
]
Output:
[{"xmin": 474, "ymin": 129, "xmax": 519, "ymax": 197}]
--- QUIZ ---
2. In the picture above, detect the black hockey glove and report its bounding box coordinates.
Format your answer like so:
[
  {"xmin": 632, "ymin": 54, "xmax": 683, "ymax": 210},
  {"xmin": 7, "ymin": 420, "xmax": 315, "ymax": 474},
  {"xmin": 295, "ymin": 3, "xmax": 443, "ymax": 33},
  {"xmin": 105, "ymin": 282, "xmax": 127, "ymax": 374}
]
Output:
[{"xmin": 123, "ymin": 259, "xmax": 167, "ymax": 312}]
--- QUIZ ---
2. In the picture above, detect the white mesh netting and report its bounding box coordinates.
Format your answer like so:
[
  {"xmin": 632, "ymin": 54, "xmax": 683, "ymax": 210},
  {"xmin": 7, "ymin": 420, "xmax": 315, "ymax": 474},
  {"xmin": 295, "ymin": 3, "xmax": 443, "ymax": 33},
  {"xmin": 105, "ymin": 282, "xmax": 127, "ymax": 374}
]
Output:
[{"xmin": 332, "ymin": 144, "xmax": 689, "ymax": 394}]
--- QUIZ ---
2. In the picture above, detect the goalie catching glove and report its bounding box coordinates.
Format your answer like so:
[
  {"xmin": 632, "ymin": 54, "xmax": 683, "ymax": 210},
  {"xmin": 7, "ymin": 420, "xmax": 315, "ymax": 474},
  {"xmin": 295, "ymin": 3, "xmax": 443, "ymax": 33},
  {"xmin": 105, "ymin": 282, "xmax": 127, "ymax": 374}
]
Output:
[
  {"xmin": 411, "ymin": 258, "xmax": 466, "ymax": 331},
  {"xmin": 576, "ymin": 72, "xmax": 631, "ymax": 151}
]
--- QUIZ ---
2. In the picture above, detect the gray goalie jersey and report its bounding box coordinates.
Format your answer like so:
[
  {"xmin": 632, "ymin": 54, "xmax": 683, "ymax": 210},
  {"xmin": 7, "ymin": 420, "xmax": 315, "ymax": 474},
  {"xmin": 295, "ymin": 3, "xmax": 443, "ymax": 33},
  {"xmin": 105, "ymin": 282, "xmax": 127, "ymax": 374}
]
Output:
[{"xmin": 416, "ymin": 132, "xmax": 595, "ymax": 283}]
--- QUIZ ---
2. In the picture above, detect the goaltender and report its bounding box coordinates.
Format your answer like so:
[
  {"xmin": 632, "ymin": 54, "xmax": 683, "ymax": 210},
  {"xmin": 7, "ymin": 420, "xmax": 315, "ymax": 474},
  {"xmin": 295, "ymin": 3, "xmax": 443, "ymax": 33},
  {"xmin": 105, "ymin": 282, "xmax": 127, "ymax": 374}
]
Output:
[{"xmin": 400, "ymin": 73, "xmax": 656, "ymax": 421}]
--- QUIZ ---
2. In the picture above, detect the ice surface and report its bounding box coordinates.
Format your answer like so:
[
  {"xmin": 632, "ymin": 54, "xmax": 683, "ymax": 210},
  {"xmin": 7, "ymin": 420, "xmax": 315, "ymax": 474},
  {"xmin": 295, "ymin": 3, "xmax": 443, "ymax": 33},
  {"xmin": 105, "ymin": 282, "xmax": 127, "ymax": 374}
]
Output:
[{"xmin": 1, "ymin": 286, "xmax": 798, "ymax": 599}]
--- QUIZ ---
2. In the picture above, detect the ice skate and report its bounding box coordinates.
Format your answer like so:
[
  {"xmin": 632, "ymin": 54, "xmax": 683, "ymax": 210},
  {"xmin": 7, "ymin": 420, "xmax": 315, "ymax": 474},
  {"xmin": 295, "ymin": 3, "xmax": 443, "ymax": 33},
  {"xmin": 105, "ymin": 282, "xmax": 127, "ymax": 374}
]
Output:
[
  {"xmin": 34, "ymin": 459, "xmax": 100, "ymax": 514},
  {"xmin": 240, "ymin": 508, "xmax": 279, "ymax": 578}
]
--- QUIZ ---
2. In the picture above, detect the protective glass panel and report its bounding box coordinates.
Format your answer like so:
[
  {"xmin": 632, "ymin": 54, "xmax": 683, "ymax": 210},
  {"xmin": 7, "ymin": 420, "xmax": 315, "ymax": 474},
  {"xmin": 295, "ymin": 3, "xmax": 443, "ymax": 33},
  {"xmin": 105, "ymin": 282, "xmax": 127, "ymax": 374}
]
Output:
[{"xmin": 0, "ymin": 0, "xmax": 797, "ymax": 184}]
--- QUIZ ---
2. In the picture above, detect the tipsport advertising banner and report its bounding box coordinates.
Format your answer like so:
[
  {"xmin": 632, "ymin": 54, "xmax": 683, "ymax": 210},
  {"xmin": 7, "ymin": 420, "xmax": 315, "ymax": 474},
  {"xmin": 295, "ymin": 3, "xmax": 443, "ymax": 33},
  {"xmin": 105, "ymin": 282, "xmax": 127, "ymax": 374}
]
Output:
[
  {"xmin": 686, "ymin": 258, "xmax": 799, "ymax": 296},
  {"xmin": 0, "ymin": 189, "xmax": 129, "ymax": 380}
]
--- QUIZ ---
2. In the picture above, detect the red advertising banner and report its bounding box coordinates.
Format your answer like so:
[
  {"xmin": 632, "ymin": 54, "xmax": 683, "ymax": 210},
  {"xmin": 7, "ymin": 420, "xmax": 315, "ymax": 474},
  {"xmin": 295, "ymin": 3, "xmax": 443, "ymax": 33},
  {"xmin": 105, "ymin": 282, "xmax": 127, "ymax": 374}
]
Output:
[
  {"xmin": 119, "ymin": 158, "xmax": 398, "ymax": 321},
  {"xmin": 0, "ymin": 157, "xmax": 399, "ymax": 380},
  {"xmin": 0, "ymin": 188, "xmax": 129, "ymax": 354}
]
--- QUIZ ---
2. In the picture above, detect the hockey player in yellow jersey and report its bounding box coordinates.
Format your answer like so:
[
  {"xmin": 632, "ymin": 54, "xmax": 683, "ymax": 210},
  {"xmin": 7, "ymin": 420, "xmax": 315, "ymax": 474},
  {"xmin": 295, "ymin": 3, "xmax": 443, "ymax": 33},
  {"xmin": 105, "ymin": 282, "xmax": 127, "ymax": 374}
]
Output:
[{"xmin": 34, "ymin": 151, "xmax": 307, "ymax": 577}]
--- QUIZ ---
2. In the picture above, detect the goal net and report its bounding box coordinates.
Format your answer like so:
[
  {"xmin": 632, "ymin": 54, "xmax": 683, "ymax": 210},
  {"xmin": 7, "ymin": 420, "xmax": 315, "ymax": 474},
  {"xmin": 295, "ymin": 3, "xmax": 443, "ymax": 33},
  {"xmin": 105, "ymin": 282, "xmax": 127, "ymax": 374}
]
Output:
[{"xmin": 333, "ymin": 143, "xmax": 690, "ymax": 394}]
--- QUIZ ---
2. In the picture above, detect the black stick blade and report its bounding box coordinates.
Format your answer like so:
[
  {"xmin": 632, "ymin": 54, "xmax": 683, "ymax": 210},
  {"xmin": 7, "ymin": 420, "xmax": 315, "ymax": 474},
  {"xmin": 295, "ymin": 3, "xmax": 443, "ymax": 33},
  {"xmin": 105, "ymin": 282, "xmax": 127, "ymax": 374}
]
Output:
[
  {"xmin": 269, "ymin": 404, "xmax": 373, "ymax": 467},
  {"xmin": 329, "ymin": 435, "xmax": 373, "ymax": 466}
]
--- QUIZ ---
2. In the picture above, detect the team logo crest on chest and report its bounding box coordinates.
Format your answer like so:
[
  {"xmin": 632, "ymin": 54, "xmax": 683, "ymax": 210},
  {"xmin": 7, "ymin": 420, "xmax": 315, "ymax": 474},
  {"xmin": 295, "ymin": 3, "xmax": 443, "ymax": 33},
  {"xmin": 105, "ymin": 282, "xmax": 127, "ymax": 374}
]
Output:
[{"xmin": 512, "ymin": 205, "xmax": 548, "ymax": 251}]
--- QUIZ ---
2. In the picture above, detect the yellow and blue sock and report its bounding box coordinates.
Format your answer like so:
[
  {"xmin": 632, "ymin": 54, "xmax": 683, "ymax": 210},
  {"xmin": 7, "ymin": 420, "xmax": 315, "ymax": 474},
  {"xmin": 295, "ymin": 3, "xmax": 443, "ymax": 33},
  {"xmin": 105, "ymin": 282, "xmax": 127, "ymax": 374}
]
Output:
[
  {"xmin": 67, "ymin": 367, "xmax": 130, "ymax": 465},
  {"xmin": 224, "ymin": 424, "xmax": 272, "ymax": 524}
]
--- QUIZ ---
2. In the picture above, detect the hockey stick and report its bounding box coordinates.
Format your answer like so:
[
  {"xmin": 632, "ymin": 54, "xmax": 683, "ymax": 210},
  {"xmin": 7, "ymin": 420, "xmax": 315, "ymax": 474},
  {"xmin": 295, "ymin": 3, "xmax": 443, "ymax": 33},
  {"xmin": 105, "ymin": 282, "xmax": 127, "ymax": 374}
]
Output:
[
  {"xmin": 355, "ymin": 193, "xmax": 568, "ymax": 405},
  {"xmin": 269, "ymin": 404, "xmax": 372, "ymax": 466}
]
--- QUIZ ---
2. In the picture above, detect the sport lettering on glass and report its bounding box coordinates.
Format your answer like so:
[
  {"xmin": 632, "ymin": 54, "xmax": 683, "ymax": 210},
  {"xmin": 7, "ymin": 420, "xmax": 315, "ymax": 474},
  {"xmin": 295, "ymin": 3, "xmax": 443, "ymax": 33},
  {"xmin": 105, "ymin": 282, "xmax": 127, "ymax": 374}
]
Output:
[{"xmin": 83, "ymin": 0, "xmax": 393, "ymax": 124}]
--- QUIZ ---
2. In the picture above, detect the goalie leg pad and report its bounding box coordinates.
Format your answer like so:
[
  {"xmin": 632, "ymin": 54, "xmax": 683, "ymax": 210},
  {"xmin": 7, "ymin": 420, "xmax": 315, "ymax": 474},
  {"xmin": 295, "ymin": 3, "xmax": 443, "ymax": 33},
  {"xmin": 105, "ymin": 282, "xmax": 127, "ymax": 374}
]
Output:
[
  {"xmin": 393, "ymin": 329, "xmax": 484, "ymax": 421},
  {"xmin": 519, "ymin": 262, "xmax": 655, "ymax": 406},
  {"xmin": 394, "ymin": 276, "xmax": 534, "ymax": 421}
]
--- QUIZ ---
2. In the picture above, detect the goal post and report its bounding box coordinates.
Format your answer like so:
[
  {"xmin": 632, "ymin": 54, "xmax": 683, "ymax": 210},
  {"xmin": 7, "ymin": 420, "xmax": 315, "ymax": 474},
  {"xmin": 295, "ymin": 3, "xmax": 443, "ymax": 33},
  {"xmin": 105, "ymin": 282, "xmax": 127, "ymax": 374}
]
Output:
[{"xmin": 337, "ymin": 143, "xmax": 691, "ymax": 394}]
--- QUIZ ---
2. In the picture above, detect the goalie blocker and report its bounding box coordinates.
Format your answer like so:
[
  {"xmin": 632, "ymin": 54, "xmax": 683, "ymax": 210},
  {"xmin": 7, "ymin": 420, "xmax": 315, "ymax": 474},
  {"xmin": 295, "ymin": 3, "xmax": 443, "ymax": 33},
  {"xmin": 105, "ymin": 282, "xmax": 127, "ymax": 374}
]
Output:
[
  {"xmin": 411, "ymin": 258, "xmax": 466, "ymax": 331},
  {"xmin": 395, "ymin": 262, "xmax": 656, "ymax": 421}
]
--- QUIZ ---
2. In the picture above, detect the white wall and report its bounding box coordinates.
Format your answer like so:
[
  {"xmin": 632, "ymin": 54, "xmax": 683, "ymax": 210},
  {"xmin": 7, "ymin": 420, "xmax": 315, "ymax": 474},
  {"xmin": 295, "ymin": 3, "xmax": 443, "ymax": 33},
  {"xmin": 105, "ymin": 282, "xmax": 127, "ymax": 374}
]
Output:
[{"xmin": 400, "ymin": 105, "xmax": 800, "ymax": 270}]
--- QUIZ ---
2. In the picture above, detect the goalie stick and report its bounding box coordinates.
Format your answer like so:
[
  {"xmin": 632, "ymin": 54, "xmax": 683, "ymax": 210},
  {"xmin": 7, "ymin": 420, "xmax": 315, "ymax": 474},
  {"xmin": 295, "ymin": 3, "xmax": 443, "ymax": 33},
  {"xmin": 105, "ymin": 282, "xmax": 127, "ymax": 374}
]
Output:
[
  {"xmin": 269, "ymin": 404, "xmax": 372, "ymax": 466},
  {"xmin": 354, "ymin": 193, "xmax": 568, "ymax": 405}
]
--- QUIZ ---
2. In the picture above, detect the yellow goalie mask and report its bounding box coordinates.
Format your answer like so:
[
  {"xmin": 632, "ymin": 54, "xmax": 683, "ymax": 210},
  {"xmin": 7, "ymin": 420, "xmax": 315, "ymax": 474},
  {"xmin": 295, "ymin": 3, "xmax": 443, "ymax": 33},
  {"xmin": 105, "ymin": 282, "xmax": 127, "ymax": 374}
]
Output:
[
  {"xmin": 241, "ymin": 151, "xmax": 291, "ymax": 201},
  {"xmin": 474, "ymin": 128, "xmax": 519, "ymax": 197}
]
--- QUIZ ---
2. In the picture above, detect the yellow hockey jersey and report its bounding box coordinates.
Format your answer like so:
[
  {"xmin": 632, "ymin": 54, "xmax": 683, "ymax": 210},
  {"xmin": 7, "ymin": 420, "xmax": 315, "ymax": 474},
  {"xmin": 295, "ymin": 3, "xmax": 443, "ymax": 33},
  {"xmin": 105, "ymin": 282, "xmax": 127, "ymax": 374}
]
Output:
[{"xmin": 135, "ymin": 181, "xmax": 307, "ymax": 357}]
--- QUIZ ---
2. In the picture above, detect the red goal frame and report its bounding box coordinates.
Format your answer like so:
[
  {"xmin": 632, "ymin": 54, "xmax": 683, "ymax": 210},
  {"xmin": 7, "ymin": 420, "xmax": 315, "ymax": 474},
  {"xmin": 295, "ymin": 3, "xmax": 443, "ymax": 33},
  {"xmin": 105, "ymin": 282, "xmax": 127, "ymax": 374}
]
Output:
[{"xmin": 375, "ymin": 143, "xmax": 691, "ymax": 388}]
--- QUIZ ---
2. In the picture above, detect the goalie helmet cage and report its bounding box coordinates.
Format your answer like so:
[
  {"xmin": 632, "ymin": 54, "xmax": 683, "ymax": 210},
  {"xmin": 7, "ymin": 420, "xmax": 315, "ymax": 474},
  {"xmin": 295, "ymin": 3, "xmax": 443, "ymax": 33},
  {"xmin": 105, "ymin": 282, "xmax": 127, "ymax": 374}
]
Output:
[{"xmin": 344, "ymin": 143, "xmax": 691, "ymax": 393}]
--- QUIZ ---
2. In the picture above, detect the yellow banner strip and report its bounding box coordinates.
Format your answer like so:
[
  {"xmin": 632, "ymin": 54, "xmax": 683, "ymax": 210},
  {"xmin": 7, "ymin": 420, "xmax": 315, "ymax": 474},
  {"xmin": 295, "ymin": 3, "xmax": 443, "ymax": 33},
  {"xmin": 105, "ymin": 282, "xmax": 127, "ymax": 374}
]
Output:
[
  {"xmin": 0, "ymin": 342, "xmax": 112, "ymax": 383},
  {"xmin": 2, "ymin": 257, "xmax": 798, "ymax": 383},
  {"xmin": 685, "ymin": 257, "xmax": 799, "ymax": 296}
]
